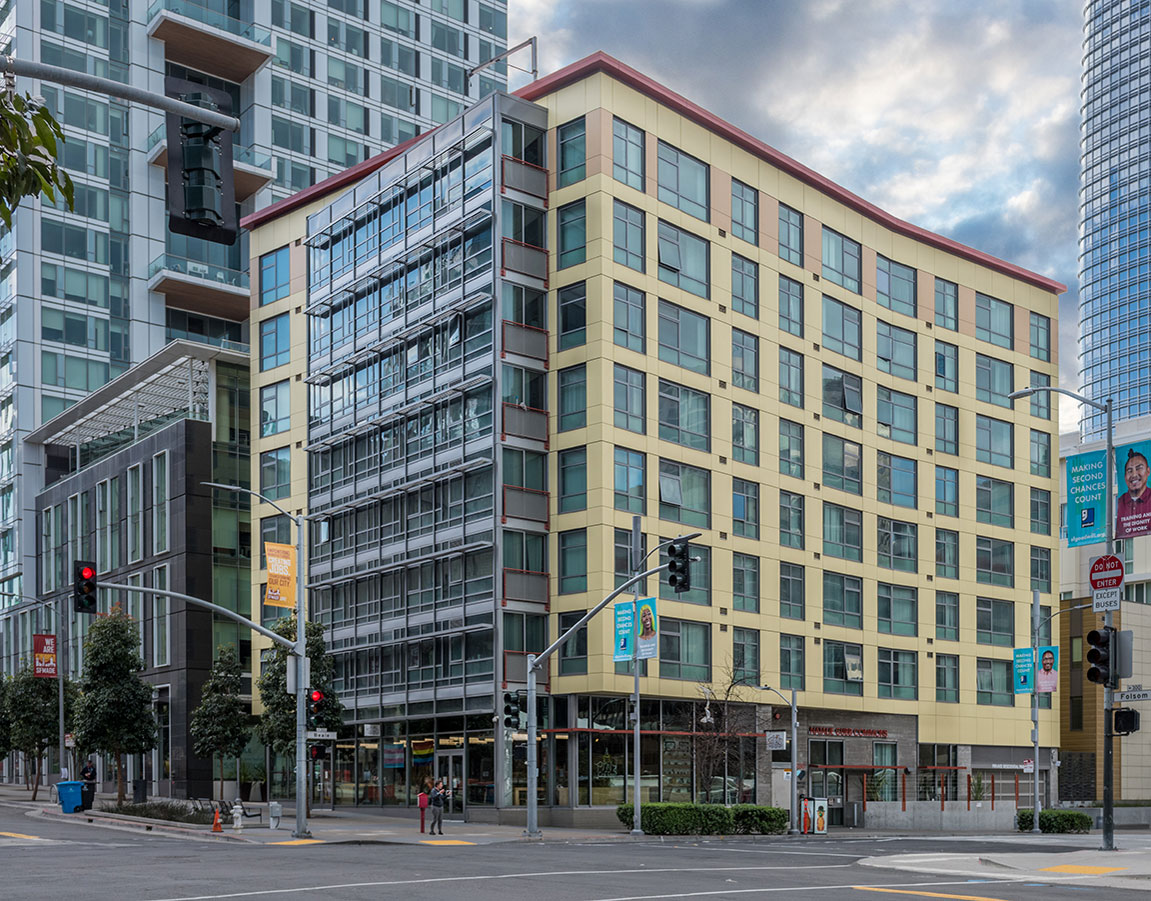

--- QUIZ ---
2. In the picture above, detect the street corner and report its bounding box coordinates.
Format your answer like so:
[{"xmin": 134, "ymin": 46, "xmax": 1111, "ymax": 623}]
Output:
[{"xmin": 25, "ymin": 804, "xmax": 256, "ymax": 843}]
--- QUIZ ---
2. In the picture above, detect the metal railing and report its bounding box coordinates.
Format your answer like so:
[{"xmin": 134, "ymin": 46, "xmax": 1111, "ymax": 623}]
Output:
[
  {"xmin": 148, "ymin": 253, "xmax": 248, "ymax": 290},
  {"xmin": 147, "ymin": 0, "xmax": 272, "ymax": 45}
]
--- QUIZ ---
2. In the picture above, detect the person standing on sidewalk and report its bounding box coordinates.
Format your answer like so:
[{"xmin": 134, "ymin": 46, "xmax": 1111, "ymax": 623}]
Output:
[
  {"xmin": 79, "ymin": 758, "xmax": 97, "ymax": 811},
  {"xmin": 429, "ymin": 779, "xmax": 449, "ymax": 835}
]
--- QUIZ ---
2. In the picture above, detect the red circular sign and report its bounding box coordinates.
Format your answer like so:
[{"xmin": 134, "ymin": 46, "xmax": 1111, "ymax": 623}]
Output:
[{"xmin": 1090, "ymin": 554, "xmax": 1125, "ymax": 591}]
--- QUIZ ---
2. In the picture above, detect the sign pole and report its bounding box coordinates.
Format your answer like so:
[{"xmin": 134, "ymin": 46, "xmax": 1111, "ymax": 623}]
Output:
[
  {"xmin": 630, "ymin": 517, "xmax": 644, "ymax": 835},
  {"xmin": 57, "ymin": 598, "xmax": 66, "ymax": 782},
  {"xmin": 1032, "ymin": 589, "xmax": 1041, "ymax": 833},
  {"xmin": 1103, "ymin": 397, "xmax": 1115, "ymax": 852}
]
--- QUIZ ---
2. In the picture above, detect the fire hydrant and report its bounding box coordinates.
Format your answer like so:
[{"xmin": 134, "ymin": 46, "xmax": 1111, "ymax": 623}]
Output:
[{"xmin": 231, "ymin": 799, "xmax": 244, "ymax": 832}]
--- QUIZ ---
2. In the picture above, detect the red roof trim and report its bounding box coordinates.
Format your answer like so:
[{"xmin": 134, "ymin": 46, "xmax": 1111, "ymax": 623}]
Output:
[{"xmin": 516, "ymin": 52, "xmax": 1065, "ymax": 295}]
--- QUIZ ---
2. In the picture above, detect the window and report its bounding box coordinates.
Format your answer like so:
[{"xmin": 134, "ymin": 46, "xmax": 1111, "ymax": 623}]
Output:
[
  {"xmin": 559, "ymin": 610, "xmax": 588, "ymax": 674},
  {"xmin": 657, "ymin": 141, "xmax": 708, "ymax": 220},
  {"xmin": 822, "ymin": 296, "xmax": 862, "ymax": 360},
  {"xmin": 614, "ymin": 448, "xmax": 645, "ymax": 514},
  {"xmin": 821, "ymin": 226, "xmax": 861, "ymax": 292},
  {"xmin": 935, "ymin": 466, "xmax": 958, "ymax": 517},
  {"xmin": 1030, "ymin": 312, "xmax": 1051, "ymax": 361},
  {"xmin": 558, "ymin": 365, "xmax": 586, "ymax": 430},
  {"xmin": 657, "ymin": 221, "xmax": 709, "ymax": 297},
  {"xmin": 976, "ymin": 537, "xmax": 1014, "ymax": 587},
  {"xmin": 1030, "ymin": 430, "xmax": 1051, "ymax": 477},
  {"xmin": 779, "ymin": 419, "xmax": 804, "ymax": 479},
  {"xmin": 876, "ymin": 256, "xmax": 916, "ymax": 316},
  {"xmin": 977, "ymin": 596, "xmax": 1014, "ymax": 646},
  {"xmin": 660, "ymin": 618, "xmax": 710, "ymax": 680},
  {"xmin": 731, "ymin": 329, "xmax": 758, "ymax": 392},
  {"xmin": 977, "ymin": 658, "xmax": 1014, "ymax": 706},
  {"xmin": 877, "ymin": 320, "xmax": 917, "ymax": 380},
  {"xmin": 733, "ymin": 478, "xmax": 760, "ymax": 538},
  {"xmin": 877, "ymin": 452, "xmax": 917, "ymax": 508},
  {"xmin": 559, "ymin": 529, "xmax": 587, "ymax": 593},
  {"xmin": 878, "ymin": 517, "xmax": 918, "ymax": 572},
  {"xmin": 877, "ymin": 386, "xmax": 916, "ymax": 444},
  {"xmin": 260, "ymin": 447, "xmax": 291, "ymax": 500},
  {"xmin": 557, "ymin": 117, "xmax": 586, "ymax": 187},
  {"xmin": 976, "ymin": 292, "xmax": 1013, "ymax": 349},
  {"xmin": 732, "ymin": 254, "xmax": 758, "ymax": 318},
  {"xmin": 779, "ymin": 347, "xmax": 804, "ymax": 408},
  {"xmin": 779, "ymin": 203, "xmax": 803, "ymax": 265},
  {"xmin": 658, "ymin": 460, "xmax": 710, "ymax": 527},
  {"xmin": 260, "ymin": 515, "xmax": 291, "ymax": 569},
  {"xmin": 733, "ymin": 404, "xmax": 759, "ymax": 465},
  {"xmin": 935, "ymin": 278, "xmax": 958, "ymax": 330},
  {"xmin": 660, "ymin": 543, "xmax": 710, "ymax": 606},
  {"xmin": 260, "ymin": 246, "xmax": 290, "ymax": 306},
  {"xmin": 936, "ymin": 654, "xmax": 959, "ymax": 702},
  {"xmin": 734, "ymin": 553, "xmax": 760, "ymax": 612},
  {"xmin": 878, "ymin": 648, "xmax": 917, "ymax": 699},
  {"xmin": 878, "ymin": 583, "xmax": 917, "ymax": 636},
  {"xmin": 733, "ymin": 628, "xmax": 759, "ymax": 685},
  {"xmin": 152, "ymin": 452, "xmax": 169, "ymax": 555},
  {"xmin": 823, "ymin": 571, "xmax": 862, "ymax": 628},
  {"xmin": 823, "ymin": 434, "xmax": 862, "ymax": 495},
  {"xmin": 936, "ymin": 404, "xmax": 959, "ymax": 455},
  {"xmin": 1031, "ymin": 546, "xmax": 1052, "ymax": 593},
  {"xmin": 658, "ymin": 380, "xmax": 709, "ymax": 450},
  {"xmin": 731, "ymin": 179, "xmax": 758, "ymax": 243},
  {"xmin": 658, "ymin": 300, "xmax": 709, "ymax": 374},
  {"xmin": 936, "ymin": 528, "xmax": 959, "ymax": 579},
  {"xmin": 613, "ymin": 281, "xmax": 645, "ymax": 351},
  {"xmin": 612, "ymin": 117, "xmax": 644, "ymax": 190},
  {"xmin": 127, "ymin": 464, "xmax": 142, "ymax": 563},
  {"xmin": 1030, "ymin": 371, "xmax": 1051, "ymax": 419},
  {"xmin": 559, "ymin": 448, "xmax": 587, "ymax": 513},
  {"xmin": 614, "ymin": 528, "xmax": 647, "ymax": 593},
  {"xmin": 614, "ymin": 365, "xmax": 646, "ymax": 433},
  {"xmin": 260, "ymin": 313, "xmax": 290, "ymax": 370},
  {"xmin": 936, "ymin": 591, "xmax": 959, "ymax": 641},
  {"xmin": 975, "ymin": 355, "xmax": 1014, "ymax": 408},
  {"xmin": 780, "ymin": 634, "xmax": 805, "ymax": 690},
  {"xmin": 1031, "ymin": 488, "xmax": 1051, "ymax": 535},
  {"xmin": 779, "ymin": 491, "xmax": 804, "ymax": 549},
  {"xmin": 935, "ymin": 341, "xmax": 958, "ymax": 392},
  {"xmin": 557, "ymin": 200, "xmax": 586, "ymax": 268},
  {"xmin": 779, "ymin": 562, "xmax": 803, "ymax": 619},
  {"xmin": 823, "ymin": 503, "xmax": 862, "ymax": 561},
  {"xmin": 778, "ymin": 274, "xmax": 804, "ymax": 337},
  {"xmin": 823, "ymin": 640, "xmax": 864, "ymax": 695},
  {"xmin": 976, "ymin": 476, "xmax": 1013, "ymax": 527},
  {"xmin": 822, "ymin": 365, "xmax": 862, "ymax": 427},
  {"xmin": 558, "ymin": 283, "xmax": 586, "ymax": 349},
  {"xmin": 613, "ymin": 200, "xmax": 645, "ymax": 271},
  {"xmin": 260, "ymin": 381, "xmax": 291, "ymax": 437},
  {"xmin": 976, "ymin": 415, "xmax": 1013, "ymax": 468}
]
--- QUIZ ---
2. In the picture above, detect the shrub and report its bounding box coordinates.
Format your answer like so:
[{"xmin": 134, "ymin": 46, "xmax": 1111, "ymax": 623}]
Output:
[
  {"xmin": 1017, "ymin": 809, "xmax": 1093, "ymax": 834},
  {"xmin": 732, "ymin": 804, "xmax": 789, "ymax": 834},
  {"xmin": 617, "ymin": 803, "xmax": 785, "ymax": 835},
  {"xmin": 99, "ymin": 800, "xmax": 216, "ymax": 825}
]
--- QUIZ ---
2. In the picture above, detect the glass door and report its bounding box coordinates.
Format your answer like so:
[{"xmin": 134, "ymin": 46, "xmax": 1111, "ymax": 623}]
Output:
[
  {"xmin": 435, "ymin": 751, "xmax": 465, "ymax": 818},
  {"xmin": 808, "ymin": 739, "xmax": 844, "ymax": 826}
]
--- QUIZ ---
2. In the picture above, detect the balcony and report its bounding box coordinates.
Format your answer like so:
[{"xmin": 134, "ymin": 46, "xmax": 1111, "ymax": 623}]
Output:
[
  {"xmin": 147, "ymin": 0, "xmax": 273, "ymax": 83},
  {"xmin": 148, "ymin": 253, "xmax": 249, "ymax": 319},
  {"xmin": 502, "ymin": 484, "xmax": 548, "ymax": 524},
  {"xmin": 148, "ymin": 125, "xmax": 274, "ymax": 203},
  {"xmin": 501, "ymin": 155, "xmax": 548, "ymax": 204},
  {"xmin": 503, "ymin": 649, "xmax": 549, "ymax": 689},
  {"xmin": 501, "ymin": 319, "xmax": 547, "ymax": 366},
  {"xmin": 501, "ymin": 237, "xmax": 548, "ymax": 287},
  {"xmin": 501, "ymin": 401, "xmax": 548, "ymax": 446},
  {"xmin": 502, "ymin": 568, "xmax": 549, "ymax": 605}
]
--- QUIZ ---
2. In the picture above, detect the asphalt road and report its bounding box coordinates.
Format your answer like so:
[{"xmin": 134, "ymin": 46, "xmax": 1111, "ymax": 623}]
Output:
[{"xmin": 0, "ymin": 803, "xmax": 1142, "ymax": 901}]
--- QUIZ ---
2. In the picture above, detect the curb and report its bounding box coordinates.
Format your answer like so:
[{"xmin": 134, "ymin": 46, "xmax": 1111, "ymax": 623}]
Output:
[{"xmin": 28, "ymin": 806, "xmax": 254, "ymax": 843}]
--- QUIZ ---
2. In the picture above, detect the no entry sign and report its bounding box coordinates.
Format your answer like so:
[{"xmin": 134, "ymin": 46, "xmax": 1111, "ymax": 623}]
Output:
[{"xmin": 1091, "ymin": 554, "xmax": 1124, "ymax": 612}]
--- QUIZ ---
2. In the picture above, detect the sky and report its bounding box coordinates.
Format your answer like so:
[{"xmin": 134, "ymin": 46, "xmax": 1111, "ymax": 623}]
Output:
[{"xmin": 508, "ymin": 0, "xmax": 1084, "ymax": 432}]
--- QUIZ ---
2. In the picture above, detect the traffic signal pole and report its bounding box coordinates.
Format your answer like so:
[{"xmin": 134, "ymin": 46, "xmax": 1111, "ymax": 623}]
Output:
[{"xmin": 1103, "ymin": 397, "xmax": 1115, "ymax": 852}]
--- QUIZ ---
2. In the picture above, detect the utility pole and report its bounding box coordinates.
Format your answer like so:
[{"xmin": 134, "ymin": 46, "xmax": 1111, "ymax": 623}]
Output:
[{"xmin": 630, "ymin": 516, "xmax": 643, "ymax": 836}]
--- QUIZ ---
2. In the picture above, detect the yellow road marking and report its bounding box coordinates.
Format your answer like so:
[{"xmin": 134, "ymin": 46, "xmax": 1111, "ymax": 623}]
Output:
[
  {"xmin": 854, "ymin": 888, "xmax": 1013, "ymax": 901},
  {"xmin": 269, "ymin": 839, "xmax": 326, "ymax": 845},
  {"xmin": 420, "ymin": 839, "xmax": 476, "ymax": 846},
  {"xmin": 0, "ymin": 831, "xmax": 47, "ymax": 841},
  {"xmin": 1041, "ymin": 864, "xmax": 1127, "ymax": 875}
]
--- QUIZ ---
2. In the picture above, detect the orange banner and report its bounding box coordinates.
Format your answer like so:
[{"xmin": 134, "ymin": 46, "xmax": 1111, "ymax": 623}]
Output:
[{"xmin": 265, "ymin": 542, "xmax": 297, "ymax": 609}]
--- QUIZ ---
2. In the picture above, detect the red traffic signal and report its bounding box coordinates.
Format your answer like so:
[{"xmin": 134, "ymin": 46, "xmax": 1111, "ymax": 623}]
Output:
[
  {"xmin": 73, "ymin": 560, "xmax": 98, "ymax": 614},
  {"xmin": 310, "ymin": 690, "xmax": 324, "ymax": 703},
  {"xmin": 79, "ymin": 565, "xmax": 95, "ymax": 580}
]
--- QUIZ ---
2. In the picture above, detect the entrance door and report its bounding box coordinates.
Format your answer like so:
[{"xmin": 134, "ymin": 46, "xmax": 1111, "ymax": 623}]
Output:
[
  {"xmin": 808, "ymin": 739, "xmax": 845, "ymax": 826},
  {"xmin": 310, "ymin": 747, "xmax": 333, "ymax": 809},
  {"xmin": 435, "ymin": 751, "xmax": 464, "ymax": 818}
]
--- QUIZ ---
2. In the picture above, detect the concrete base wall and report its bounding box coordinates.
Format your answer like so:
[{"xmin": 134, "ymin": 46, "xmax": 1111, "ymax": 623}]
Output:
[
  {"xmin": 468, "ymin": 807, "xmax": 623, "ymax": 829},
  {"xmin": 861, "ymin": 801, "xmax": 1019, "ymax": 832}
]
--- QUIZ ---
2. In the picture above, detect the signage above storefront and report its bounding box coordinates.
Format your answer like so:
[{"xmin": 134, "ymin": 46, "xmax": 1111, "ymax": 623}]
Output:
[{"xmin": 808, "ymin": 726, "xmax": 889, "ymax": 739}]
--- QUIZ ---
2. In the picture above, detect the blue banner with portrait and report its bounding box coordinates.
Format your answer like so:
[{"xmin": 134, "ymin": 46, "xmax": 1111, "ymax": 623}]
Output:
[
  {"xmin": 1117, "ymin": 441, "xmax": 1151, "ymax": 539},
  {"xmin": 1067, "ymin": 450, "xmax": 1107, "ymax": 547}
]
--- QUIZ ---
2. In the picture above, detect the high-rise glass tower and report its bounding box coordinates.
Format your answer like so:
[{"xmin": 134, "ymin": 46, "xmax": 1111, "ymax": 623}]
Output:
[
  {"xmin": 0, "ymin": 0, "xmax": 506, "ymax": 663},
  {"xmin": 1080, "ymin": 0, "xmax": 1151, "ymax": 433}
]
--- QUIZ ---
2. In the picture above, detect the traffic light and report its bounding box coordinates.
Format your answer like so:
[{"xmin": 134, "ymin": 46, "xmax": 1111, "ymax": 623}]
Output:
[
  {"xmin": 73, "ymin": 560, "xmax": 97, "ymax": 614},
  {"xmin": 1087, "ymin": 626, "xmax": 1117, "ymax": 688},
  {"xmin": 164, "ymin": 76, "xmax": 237, "ymax": 246},
  {"xmin": 309, "ymin": 744, "xmax": 329, "ymax": 761},
  {"xmin": 502, "ymin": 691, "xmax": 520, "ymax": 729},
  {"xmin": 1115, "ymin": 708, "xmax": 1141, "ymax": 736},
  {"xmin": 667, "ymin": 540, "xmax": 692, "ymax": 593},
  {"xmin": 308, "ymin": 689, "xmax": 324, "ymax": 730}
]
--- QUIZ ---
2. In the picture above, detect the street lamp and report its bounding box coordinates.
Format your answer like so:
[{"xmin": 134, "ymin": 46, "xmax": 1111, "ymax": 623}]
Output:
[
  {"xmin": 760, "ymin": 685, "xmax": 799, "ymax": 835},
  {"xmin": 203, "ymin": 482, "xmax": 310, "ymax": 839},
  {"xmin": 1010, "ymin": 386, "xmax": 1115, "ymax": 851}
]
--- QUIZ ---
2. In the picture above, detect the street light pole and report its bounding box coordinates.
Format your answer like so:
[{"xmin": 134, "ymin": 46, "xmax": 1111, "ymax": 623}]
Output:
[{"xmin": 760, "ymin": 685, "xmax": 799, "ymax": 835}]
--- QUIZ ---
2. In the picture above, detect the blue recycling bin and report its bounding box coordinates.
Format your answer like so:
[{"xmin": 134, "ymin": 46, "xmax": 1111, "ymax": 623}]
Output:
[{"xmin": 57, "ymin": 781, "xmax": 83, "ymax": 814}]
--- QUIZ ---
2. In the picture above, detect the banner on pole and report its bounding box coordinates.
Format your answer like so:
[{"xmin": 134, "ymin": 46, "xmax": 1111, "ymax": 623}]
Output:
[
  {"xmin": 265, "ymin": 542, "xmax": 297, "ymax": 608},
  {"xmin": 1067, "ymin": 450, "xmax": 1108, "ymax": 547},
  {"xmin": 33, "ymin": 634, "xmax": 57, "ymax": 678},
  {"xmin": 1117, "ymin": 441, "xmax": 1151, "ymax": 539},
  {"xmin": 613, "ymin": 601, "xmax": 635, "ymax": 662},
  {"xmin": 635, "ymin": 597, "xmax": 658, "ymax": 660}
]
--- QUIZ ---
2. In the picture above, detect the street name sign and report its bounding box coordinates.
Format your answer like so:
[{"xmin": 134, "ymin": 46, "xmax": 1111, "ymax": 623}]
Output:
[
  {"xmin": 306, "ymin": 730, "xmax": 337, "ymax": 741},
  {"xmin": 1118, "ymin": 690, "xmax": 1151, "ymax": 703}
]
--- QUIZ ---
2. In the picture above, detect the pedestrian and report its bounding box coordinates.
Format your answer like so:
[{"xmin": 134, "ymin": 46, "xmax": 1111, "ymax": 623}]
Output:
[
  {"xmin": 80, "ymin": 758, "xmax": 96, "ymax": 785},
  {"xmin": 79, "ymin": 757, "xmax": 97, "ymax": 811},
  {"xmin": 429, "ymin": 778, "xmax": 449, "ymax": 835}
]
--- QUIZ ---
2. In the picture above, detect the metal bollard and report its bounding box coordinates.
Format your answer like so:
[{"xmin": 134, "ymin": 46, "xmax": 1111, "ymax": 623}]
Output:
[
  {"xmin": 269, "ymin": 801, "xmax": 282, "ymax": 830},
  {"xmin": 232, "ymin": 800, "xmax": 243, "ymax": 832}
]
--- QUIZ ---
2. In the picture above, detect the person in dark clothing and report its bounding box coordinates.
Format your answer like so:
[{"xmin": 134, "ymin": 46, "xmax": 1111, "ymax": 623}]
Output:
[
  {"xmin": 79, "ymin": 758, "xmax": 97, "ymax": 811},
  {"xmin": 80, "ymin": 759, "xmax": 96, "ymax": 785},
  {"xmin": 429, "ymin": 779, "xmax": 449, "ymax": 835}
]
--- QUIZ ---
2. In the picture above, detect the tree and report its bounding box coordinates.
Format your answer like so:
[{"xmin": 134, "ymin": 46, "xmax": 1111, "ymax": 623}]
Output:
[
  {"xmin": 678, "ymin": 669, "xmax": 758, "ymax": 805},
  {"xmin": 190, "ymin": 645, "xmax": 251, "ymax": 800},
  {"xmin": 7, "ymin": 665, "xmax": 76, "ymax": 801},
  {"xmin": 0, "ymin": 676, "xmax": 12, "ymax": 762},
  {"xmin": 74, "ymin": 610, "xmax": 156, "ymax": 804},
  {"xmin": 0, "ymin": 89, "xmax": 74, "ymax": 227},
  {"xmin": 257, "ymin": 616, "xmax": 342, "ymax": 756}
]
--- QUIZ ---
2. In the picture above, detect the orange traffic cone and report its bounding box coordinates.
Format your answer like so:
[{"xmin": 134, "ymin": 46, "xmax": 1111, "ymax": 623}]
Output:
[{"xmin": 212, "ymin": 809, "xmax": 222, "ymax": 833}]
